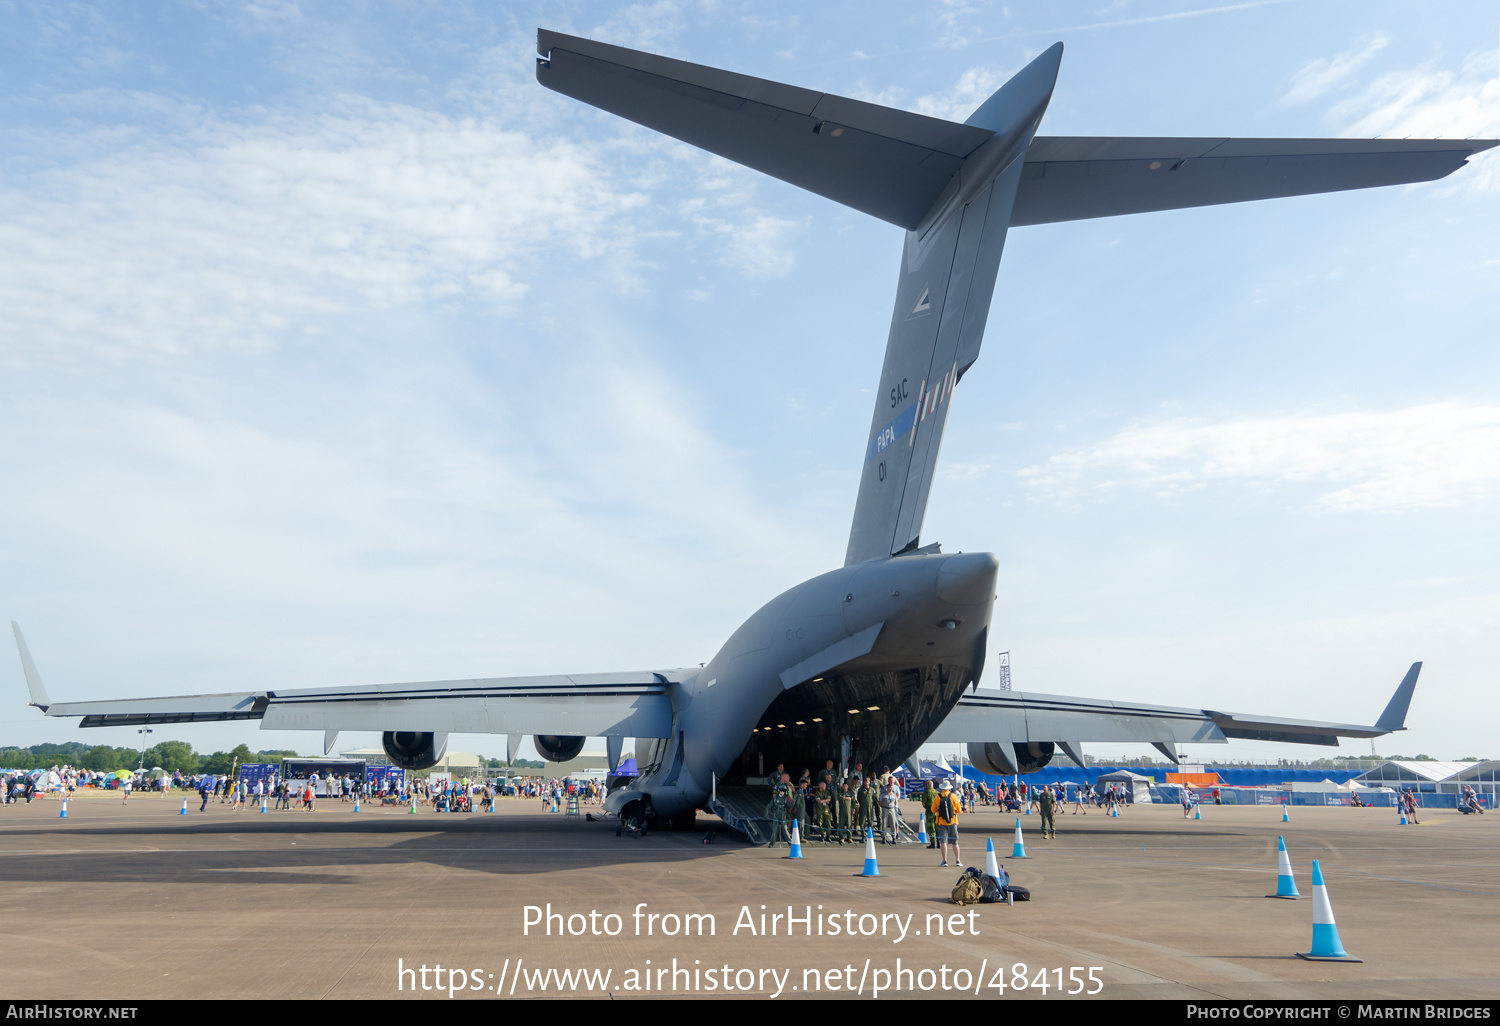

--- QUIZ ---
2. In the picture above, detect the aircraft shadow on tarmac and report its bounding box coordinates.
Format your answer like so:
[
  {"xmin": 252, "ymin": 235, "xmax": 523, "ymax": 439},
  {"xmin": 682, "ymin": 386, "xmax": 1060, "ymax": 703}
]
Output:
[
  {"xmin": 0, "ymin": 809, "xmax": 1252, "ymax": 887},
  {"xmin": 0, "ymin": 812, "xmax": 750, "ymax": 885}
]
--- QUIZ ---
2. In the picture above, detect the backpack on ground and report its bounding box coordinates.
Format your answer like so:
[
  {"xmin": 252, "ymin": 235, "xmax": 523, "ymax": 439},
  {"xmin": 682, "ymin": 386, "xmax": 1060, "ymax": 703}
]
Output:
[{"xmin": 950, "ymin": 867, "xmax": 984, "ymax": 905}]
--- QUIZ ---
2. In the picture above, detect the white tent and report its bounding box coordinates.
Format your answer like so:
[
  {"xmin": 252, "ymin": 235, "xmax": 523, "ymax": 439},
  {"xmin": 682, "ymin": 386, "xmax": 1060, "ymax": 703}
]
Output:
[{"xmin": 1095, "ymin": 770, "xmax": 1155, "ymax": 803}]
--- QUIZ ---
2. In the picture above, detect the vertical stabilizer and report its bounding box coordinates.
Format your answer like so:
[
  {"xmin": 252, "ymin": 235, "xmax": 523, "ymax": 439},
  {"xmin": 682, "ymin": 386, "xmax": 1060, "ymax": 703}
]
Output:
[
  {"xmin": 845, "ymin": 45, "xmax": 1062, "ymax": 565},
  {"xmin": 531, "ymin": 29, "xmax": 1063, "ymax": 565}
]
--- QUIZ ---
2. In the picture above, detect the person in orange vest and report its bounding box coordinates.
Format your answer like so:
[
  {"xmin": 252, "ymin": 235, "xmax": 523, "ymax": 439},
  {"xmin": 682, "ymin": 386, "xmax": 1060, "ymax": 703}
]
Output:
[{"xmin": 931, "ymin": 779, "xmax": 962, "ymax": 867}]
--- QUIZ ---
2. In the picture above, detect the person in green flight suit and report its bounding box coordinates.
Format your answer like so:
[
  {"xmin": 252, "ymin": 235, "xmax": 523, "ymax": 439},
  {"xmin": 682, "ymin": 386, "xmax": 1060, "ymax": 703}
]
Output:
[
  {"xmin": 767, "ymin": 773, "xmax": 792, "ymax": 847},
  {"xmin": 814, "ymin": 781, "xmax": 834, "ymax": 843},
  {"xmin": 921, "ymin": 779, "xmax": 939, "ymax": 848},
  {"xmin": 1038, "ymin": 781, "xmax": 1057, "ymax": 839},
  {"xmin": 791, "ymin": 780, "xmax": 810, "ymax": 843},
  {"xmin": 857, "ymin": 775, "xmax": 877, "ymax": 839},
  {"xmin": 837, "ymin": 779, "xmax": 854, "ymax": 844}
]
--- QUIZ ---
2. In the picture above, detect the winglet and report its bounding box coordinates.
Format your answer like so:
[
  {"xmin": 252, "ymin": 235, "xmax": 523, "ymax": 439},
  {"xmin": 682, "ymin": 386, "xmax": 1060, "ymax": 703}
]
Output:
[
  {"xmin": 11, "ymin": 621, "xmax": 52, "ymax": 711},
  {"xmin": 1375, "ymin": 661, "xmax": 1421, "ymax": 732}
]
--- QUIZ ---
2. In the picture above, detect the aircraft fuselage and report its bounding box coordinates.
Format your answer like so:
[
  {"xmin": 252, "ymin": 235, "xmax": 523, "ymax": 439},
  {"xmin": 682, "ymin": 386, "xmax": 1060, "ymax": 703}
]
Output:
[{"xmin": 609, "ymin": 550, "xmax": 997, "ymax": 821}]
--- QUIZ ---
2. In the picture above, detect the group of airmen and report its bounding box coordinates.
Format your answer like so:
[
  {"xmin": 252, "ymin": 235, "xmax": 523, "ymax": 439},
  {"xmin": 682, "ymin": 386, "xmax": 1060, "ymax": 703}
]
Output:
[{"xmin": 765, "ymin": 759, "xmax": 903, "ymax": 846}]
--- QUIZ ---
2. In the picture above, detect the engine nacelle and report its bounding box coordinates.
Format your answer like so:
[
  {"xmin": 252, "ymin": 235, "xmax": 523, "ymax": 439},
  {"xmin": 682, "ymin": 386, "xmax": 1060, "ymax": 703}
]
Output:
[
  {"xmin": 534, "ymin": 734, "xmax": 586, "ymax": 763},
  {"xmin": 382, "ymin": 730, "xmax": 448, "ymax": 771},
  {"xmin": 1013, "ymin": 741, "xmax": 1055, "ymax": 773},
  {"xmin": 967, "ymin": 741, "xmax": 1055, "ymax": 776}
]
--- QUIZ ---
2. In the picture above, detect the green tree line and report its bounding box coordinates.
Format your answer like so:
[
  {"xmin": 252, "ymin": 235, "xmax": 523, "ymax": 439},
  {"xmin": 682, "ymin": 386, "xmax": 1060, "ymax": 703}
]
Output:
[{"xmin": 0, "ymin": 741, "xmax": 298, "ymax": 774}]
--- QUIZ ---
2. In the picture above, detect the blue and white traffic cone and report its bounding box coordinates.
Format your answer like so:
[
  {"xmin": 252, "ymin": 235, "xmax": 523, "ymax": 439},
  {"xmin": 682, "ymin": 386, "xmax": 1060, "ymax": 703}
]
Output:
[
  {"xmin": 1266, "ymin": 835, "xmax": 1300, "ymax": 899},
  {"xmin": 59, "ymin": 799, "xmax": 67, "ymax": 818},
  {"xmin": 784, "ymin": 820, "xmax": 804, "ymax": 860},
  {"xmin": 1194, "ymin": 805, "xmax": 1202, "ymax": 820},
  {"xmin": 858, "ymin": 827, "xmax": 881, "ymax": 876},
  {"xmin": 985, "ymin": 837, "xmax": 1001, "ymax": 879},
  {"xmin": 1282, "ymin": 806, "xmax": 1290, "ymax": 823},
  {"xmin": 180, "ymin": 799, "xmax": 188, "ymax": 815},
  {"xmin": 917, "ymin": 819, "xmax": 929, "ymax": 846},
  {"xmin": 353, "ymin": 795, "xmax": 360, "ymax": 812},
  {"xmin": 260, "ymin": 798, "xmax": 267, "ymax": 814},
  {"xmin": 1399, "ymin": 807, "xmax": 1407, "ymax": 825},
  {"xmin": 1296, "ymin": 860, "xmax": 1362, "ymax": 962},
  {"xmin": 1009, "ymin": 817, "xmax": 1030, "ymax": 858},
  {"xmin": 1111, "ymin": 805, "xmax": 1119, "ymax": 818}
]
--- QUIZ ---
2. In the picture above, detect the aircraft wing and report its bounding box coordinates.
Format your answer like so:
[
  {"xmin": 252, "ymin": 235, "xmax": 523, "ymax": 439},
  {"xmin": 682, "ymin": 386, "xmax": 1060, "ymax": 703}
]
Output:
[
  {"xmin": 15, "ymin": 619, "xmax": 680, "ymax": 738},
  {"xmin": 1011, "ymin": 137, "xmax": 1497, "ymax": 226},
  {"xmin": 929, "ymin": 662, "xmax": 1420, "ymax": 749}
]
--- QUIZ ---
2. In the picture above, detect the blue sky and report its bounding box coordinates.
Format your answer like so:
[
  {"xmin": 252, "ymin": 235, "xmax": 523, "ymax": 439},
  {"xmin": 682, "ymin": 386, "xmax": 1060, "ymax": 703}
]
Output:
[{"xmin": 1, "ymin": 0, "xmax": 1495, "ymax": 766}]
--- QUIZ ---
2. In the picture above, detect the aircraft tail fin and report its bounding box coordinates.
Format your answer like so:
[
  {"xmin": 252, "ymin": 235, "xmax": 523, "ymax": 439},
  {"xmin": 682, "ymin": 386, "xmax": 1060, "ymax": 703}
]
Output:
[
  {"xmin": 535, "ymin": 30, "xmax": 1067, "ymax": 563},
  {"xmin": 844, "ymin": 48, "xmax": 1061, "ymax": 563},
  {"xmin": 535, "ymin": 29, "xmax": 997, "ymax": 231},
  {"xmin": 11, "ymin": 621, "xmax": 52, "ymax": 710},
  {"xmin": 1375, "ymin": 661, "xmax": 1421, "ymax": 733}
]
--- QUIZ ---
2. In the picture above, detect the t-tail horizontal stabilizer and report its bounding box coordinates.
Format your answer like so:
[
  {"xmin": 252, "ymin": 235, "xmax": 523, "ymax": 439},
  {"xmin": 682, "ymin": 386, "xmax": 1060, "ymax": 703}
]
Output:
[
  {"xmin": 535, "ymin": 28, "xmax": 1064, "ymax": 564},
  {"xmin": 1011, "ymin": 138, "xmax": 1497, "ymax": 227},
  {"xmin": 537, "ymin": 29, "xmax": 1494, "ymax": 570},
  {"xmin": 535, "ymin": 30, "xmax": 1002, "ymax": 231}
]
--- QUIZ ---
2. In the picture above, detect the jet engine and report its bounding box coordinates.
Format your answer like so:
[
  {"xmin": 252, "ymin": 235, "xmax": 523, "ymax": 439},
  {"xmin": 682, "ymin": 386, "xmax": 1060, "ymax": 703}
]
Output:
[
  {"xmin": 967, "ymin": 740, "xmax": 1056, "ymax": 776},
  {"xmin": 381, "ymin": 730, "xmax": 448, "ymax": 771},
  {"xmin": 534, "ymin": 734, "xmax": 586, "ymax": 763}
]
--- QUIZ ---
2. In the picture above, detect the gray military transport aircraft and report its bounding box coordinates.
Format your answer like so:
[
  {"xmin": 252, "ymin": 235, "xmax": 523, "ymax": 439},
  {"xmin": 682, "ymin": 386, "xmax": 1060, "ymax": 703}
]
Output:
[{"xmin": 13, "ymin": 31, "xmax": 1494, "ymax": 835}]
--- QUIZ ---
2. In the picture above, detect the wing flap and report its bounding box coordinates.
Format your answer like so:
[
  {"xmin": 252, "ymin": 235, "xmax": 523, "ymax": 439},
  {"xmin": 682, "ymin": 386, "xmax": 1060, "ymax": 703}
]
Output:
[
  {"xmin": 259, "ymin": 671, "xmax": 682, "ymax": 737},
  {"xmin": 933, "ymin": 663, "xmax": 1419, "ymax": 750},
  {"xmin": 929, "ymin": 690, "xmax": 1227, "ymax": 745},
  {"xmin": 47, "ymin": 692, "xmax": 270, "ymax": 728},
  {"xmin": 1013, "ymin": 136, "xmax": 1497, "ymax": 226}
]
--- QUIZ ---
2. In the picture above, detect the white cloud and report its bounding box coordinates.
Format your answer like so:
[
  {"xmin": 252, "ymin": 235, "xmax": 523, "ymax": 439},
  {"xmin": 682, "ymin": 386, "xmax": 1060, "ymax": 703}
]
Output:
[
  {"xmin": 696, "ymin": 212, "xmax": 802, "ymax": 277},
  {"xmin": 589, "ymin": 1, "xmax": 686, "ymax": 52},
  {"xmin": 934, "ymin": 0, "xmax": 985, "ymax": 50},
  {"xmin": 0, "ymin": 97, "xmax": 649, "ymax": 363},
  {"xmin": 0, "ymin": 332, "xmax": 801, "ymax": 650},
  {"xmin": 1325, "ymin": 47, "xmax": 1500, "ymax": 193},
  {"xmin": 909, "ymin": 65, "xmax": 1014, "ymax": 122},
  {"xmin": 1281, "ymin": 32, "xmax": 1388, "ymax": 105},
  {"xmin": 1019, "ymin": 403, "xmax": 1500, "ymax": 512}
]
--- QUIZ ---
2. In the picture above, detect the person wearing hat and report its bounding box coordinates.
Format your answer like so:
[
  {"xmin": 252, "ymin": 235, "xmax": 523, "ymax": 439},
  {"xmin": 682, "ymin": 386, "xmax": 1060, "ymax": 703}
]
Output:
[{"xmin": 932, "ymin": 778, "xmax": 962, "ymax": 867}]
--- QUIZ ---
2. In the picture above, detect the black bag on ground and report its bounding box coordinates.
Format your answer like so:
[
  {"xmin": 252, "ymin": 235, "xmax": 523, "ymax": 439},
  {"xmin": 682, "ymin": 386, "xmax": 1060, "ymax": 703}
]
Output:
[{"xmin": 953, "ymin": 865, "xmax": 1015, "ymax": 905}]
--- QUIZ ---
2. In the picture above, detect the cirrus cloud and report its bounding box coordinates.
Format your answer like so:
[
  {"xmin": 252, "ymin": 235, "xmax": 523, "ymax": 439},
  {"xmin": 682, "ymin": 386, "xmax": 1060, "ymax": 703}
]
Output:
[{"xmin": 1020, "ymin": 403, "xmax": 1500, "ymax": 513}]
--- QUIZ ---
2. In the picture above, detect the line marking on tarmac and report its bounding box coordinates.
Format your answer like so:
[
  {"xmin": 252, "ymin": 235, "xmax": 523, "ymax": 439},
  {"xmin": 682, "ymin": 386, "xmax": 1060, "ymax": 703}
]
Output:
[{"xmin": 1037, "ymin": 850, "xmax": 1500, "ymax": 893}]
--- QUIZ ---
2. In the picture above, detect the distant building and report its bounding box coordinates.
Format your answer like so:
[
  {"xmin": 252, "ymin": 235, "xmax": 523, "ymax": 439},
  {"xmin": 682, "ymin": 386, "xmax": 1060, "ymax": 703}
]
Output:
[
  {"xmin": 340, "ymin": 747, "xmax": 483, "ymax": 776},
  {"xmin": 1352, "ymin": 760, "xmax": 1493, "ymax": 799}
]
